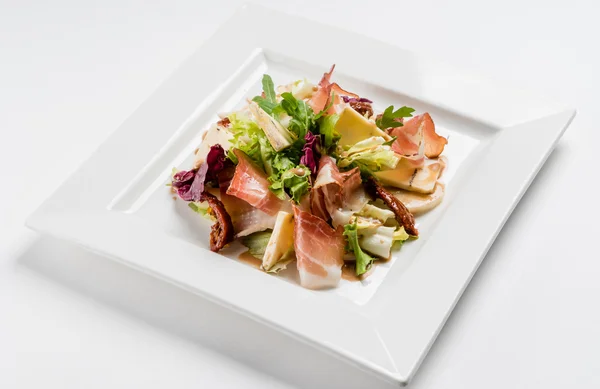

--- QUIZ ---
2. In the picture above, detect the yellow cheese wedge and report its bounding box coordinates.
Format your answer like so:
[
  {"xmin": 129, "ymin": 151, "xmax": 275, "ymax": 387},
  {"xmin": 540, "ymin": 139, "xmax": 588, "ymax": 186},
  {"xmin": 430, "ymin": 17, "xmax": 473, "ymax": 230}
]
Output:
[
  {"xmin": 262, "ymin": 211, "xmax": 294, "ymax": 272},
  {"xmin": 335, "ymin": 107, "xmax": 391, "ymax": 146},
  {"xmin": 374, "ymin": 158, "xmax": 445, "ymax": 194},
  {"xmin": 249, "ymin": 102, "xmax": 294, "ymax": 151}
]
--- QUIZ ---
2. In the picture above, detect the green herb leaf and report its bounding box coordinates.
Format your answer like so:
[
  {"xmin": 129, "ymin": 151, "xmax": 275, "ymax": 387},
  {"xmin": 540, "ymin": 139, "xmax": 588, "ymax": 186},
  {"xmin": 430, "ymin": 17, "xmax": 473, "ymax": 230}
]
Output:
[
  {"xmin": 279, "ymin": 92, "xmax": 316, "ymax": 139},
  {"xmin": 382, "ymin": 136, "xmax": 397, "ymax": 146},
  {"xmin": 343, "ymin": 222, "xmax": 375, "ymax": 276},
  {"xmin": 251, "ymin": 74, "xmax": 278, "ymax": 114},
  {"xmin": 242, "ymin": 231, "xmax": 273, "ymax": 259},
  {"xmin": 375, "ymin": 105, "xmax": 415, "ymax": 130},
  {"xmin": 252, "ymin": 96, "xmax": 277, "ymax": 114},
  {"xmin": 261, "ymin": 74, "xmax": 277, "ymax": 104}
]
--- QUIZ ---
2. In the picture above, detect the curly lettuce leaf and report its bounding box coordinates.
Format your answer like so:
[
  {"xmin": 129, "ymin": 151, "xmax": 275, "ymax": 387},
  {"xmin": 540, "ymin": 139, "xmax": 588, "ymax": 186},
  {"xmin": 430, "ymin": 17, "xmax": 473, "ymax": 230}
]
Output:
[
  {"xmin": 343, "ymin": 222, "xmax": 375, "ymax": 276},
  {"xmin": 269, "ymin": 166, "xmax": 311, "ymax": 203},
  {"xmin": 338, "ymin": 137, "xmax": 399, "ymax": 171},
  {"xmin": 227, "ymin": 113, "xmax": 266, "ymax": 165}
]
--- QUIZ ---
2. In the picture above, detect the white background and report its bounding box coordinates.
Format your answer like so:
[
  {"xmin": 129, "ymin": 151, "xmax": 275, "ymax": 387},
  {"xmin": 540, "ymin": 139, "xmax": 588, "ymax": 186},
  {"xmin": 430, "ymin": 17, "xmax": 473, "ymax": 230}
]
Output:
[{"xmin": 1, "ymin": 0, "xmax": 598, "ymax": 388}]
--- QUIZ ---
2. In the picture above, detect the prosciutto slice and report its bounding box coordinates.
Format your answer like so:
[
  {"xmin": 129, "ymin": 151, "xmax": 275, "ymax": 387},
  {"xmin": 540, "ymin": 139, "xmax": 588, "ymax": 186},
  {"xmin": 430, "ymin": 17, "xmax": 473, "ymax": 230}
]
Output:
[
  {"xmin": 218, "ymin": 167, "xmax": 277, "ymax": 237},
  {"xmin": 293, "ymin": 206, "xmax": 345, "ymax": 289},
  {"xmin": 390, "ymin": 113, "xmax": 447, "ymax": 159},
  {"xmin": 307, "ymin": 65, "xmax": 360, "ymax": 115},
  {"xmin": 311, "ymin": 156, "xmax": 368, "ymax": 226},
  {"xmin": 226, "ymin": 149, "xmax": 284, "ymax": 216}
]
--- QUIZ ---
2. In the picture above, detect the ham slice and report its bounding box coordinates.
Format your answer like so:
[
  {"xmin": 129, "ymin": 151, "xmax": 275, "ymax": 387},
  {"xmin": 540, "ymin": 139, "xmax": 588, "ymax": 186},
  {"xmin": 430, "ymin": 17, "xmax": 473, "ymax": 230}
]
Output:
[
  {"xmin": 226, "ymin": 149, "xmax": 284, "ymax": 216},
  {"xmin": 311, "ymin": 156, "xmax": 368, "ymax": 226},
  {"xmin": 307, "ymin": 65, "xmax": 360, "ymax": 115},
  {"xmin": 307, "ymin": 65, "xmax": 335, "ymax": 114},
  {"xmin": 390, "ymin": 113, "xmax": 447, "ymax": 159},
  {"xmin": 218, "ymin": 167, "xmax": 277, "ymax": 237},
  {"xmin": 293, "ymin": 206, "xmax": 345, "ymax": 289}
]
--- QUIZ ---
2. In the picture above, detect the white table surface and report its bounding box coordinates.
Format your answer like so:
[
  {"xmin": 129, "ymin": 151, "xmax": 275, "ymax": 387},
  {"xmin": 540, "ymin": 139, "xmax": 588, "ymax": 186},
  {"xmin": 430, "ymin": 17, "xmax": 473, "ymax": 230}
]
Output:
[{"xmin": 2, "ymin": 0, "xmax": 598, "ymax": 388}]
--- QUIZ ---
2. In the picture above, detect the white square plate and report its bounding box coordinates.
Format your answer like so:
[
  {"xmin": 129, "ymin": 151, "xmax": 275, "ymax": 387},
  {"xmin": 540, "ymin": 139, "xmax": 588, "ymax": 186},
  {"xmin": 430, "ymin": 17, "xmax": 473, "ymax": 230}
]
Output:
[{"xmin": 26, "ymin": 4, "xmax": 575, "ymax": 385}]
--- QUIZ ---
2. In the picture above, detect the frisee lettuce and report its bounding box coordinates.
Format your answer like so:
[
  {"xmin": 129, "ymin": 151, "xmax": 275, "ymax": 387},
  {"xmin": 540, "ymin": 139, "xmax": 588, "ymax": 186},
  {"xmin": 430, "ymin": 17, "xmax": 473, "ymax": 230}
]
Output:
[
  {"xmin": 343, "ymin": 222, "xmax": 375, "ymax": 276},
  {"xmin": 338, "ymin": 137, "xmax": 399, "ymax": 171},
  {"xmin": 227, "ymin": 112, "xmax": 266, "ymax": 166},
  {"xmin": 269, "ymin": 166, "xmax": 311, "ymax": 203}
]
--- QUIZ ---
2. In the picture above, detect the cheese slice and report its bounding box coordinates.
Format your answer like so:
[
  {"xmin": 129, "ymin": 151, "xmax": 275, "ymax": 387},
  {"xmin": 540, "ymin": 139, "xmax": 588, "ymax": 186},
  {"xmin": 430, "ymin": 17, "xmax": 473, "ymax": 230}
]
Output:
[
  {"xmin": 374, "ymin": 158, "xmax": 445, "ymax": 194},
  {"xmin": 335, "ymin": 107, "xmax": 391, "ymax": 146},
  {"xmin": 262, "ymin": 211, "xmax": 295, "ymax": 272}
]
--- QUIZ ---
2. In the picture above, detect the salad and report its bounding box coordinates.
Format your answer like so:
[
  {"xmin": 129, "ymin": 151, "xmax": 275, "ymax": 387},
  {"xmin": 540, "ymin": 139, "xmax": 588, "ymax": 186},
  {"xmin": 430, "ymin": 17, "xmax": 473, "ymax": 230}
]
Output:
[{"xmin": 170, "ymin": 65, "xmax": 448, "ymax": 289}]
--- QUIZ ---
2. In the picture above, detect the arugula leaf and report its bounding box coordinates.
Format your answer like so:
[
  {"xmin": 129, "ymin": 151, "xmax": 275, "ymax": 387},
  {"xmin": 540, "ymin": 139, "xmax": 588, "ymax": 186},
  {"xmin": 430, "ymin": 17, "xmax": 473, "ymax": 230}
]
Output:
[
  {"xmin": 279, "ymin": 92, "xmax": 316, "ymax": 139},
  {"xmin": 251, "ymin": 74, "xmax": 278, "ymax": 114},
  {"xmin": 269, "ymin": 165, "xmax": 311, "ymax": 203},
  {"xmin": 261, "ymin": 74, "xmax": 277, "ymax": 103},
  {"xmin": 252, "ymin": 96, "xmax": 277, "ymax": 114},
  {"xmin": 343, "ymin": 222, "xmax": 375, "ymax": 276},
  {"xmin": 375, "ymin": 105, "xmax": 415, "ymax": 130}
]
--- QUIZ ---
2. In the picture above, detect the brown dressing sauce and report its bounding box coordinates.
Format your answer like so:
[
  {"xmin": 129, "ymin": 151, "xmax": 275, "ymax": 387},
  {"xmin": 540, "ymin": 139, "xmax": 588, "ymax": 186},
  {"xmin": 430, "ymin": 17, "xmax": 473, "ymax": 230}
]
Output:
[
  {"xmin": 341, "ymin": 263, "xmax": 378, "ymax": 282},
  {"xmin": 238, "ymin": 251, "xmax": 263, "ymax": 269}
]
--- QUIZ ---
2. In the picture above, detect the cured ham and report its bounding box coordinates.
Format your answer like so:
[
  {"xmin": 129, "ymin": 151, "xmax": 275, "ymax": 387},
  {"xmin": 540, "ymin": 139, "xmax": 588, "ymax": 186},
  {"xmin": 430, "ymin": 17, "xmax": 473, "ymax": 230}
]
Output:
[
  {"xmin": 293, "ymin": 206, "xmax": 345, "ymax": 289},
  {"xmin": 307, "ymin": 65, "xmax": 360, "ymax": 115},
  {"xmin": 226, "ymin": 149, "xmax": 284, "ymax": 215},
  {"xmin": 218, "ymin": 167, "xmax": 277, "ymax": 237},
  {"xmin": 311, "ymin": 156, "xmax": 368, "ymax": 226},
  {"xmin": 390, "ymin": 113, "xmax": 447, "ymax": 159},
  {"xmin": 307, "ymin": 65, "xmax": 335, "ymax": 114}
]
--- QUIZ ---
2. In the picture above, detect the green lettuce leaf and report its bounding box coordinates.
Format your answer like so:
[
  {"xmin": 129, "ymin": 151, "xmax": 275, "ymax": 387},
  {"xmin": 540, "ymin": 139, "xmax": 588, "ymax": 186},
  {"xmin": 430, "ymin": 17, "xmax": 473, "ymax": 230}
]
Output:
[
  {"xmin": 318, "ymin": 113, "xmax": 339, "ymax": 152},
  {"xmin": 375, "ymin": 105, "xmax": 415, "ymax": 129},
  {"xmin": 338, "ymin": 137, "xmax": 399, "ymax": 171},
  {"xmin": 252, "ymin": 74, "xmax": 278, "ymax": 114},
  {"xmin": 343, "ymin": 222, "xmax": 375, "ymax": 276},
  {"xmin": 242, "ymin": 231, "xmax": 273, "ymax": 259},
  {"xmin": 269, "ymin": 165, "xmax": 311, "ymax": 203},
  {"xmin": 227, "ymin": 112, "xmax": 267, "ymax": 166},
  {"xmin": 188, "ymin": 202, "xmax": 215, "ymax": 221},
  {"xmin": 279, "ymin": 92, "xmax": 316, "ymax": 139}
]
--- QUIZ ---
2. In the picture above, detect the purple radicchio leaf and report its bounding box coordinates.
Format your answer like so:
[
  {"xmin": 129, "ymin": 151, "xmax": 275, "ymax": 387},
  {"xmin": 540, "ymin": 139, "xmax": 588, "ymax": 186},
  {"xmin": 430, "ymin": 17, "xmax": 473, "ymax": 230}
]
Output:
[
  {"xmin": 173, "ymin": 144, "xmax": 229, "ymax": 201},
  {"xmin": 300, "ymin": 132, "xmax": 320, "ymax": 175}
]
